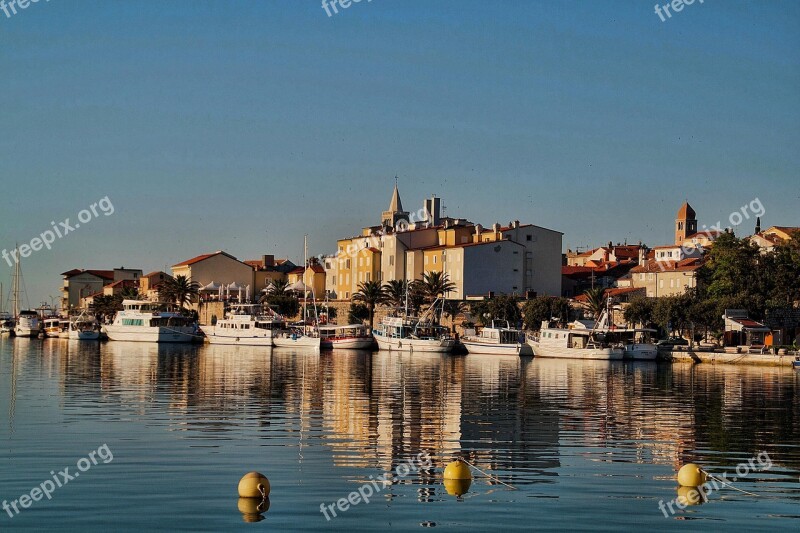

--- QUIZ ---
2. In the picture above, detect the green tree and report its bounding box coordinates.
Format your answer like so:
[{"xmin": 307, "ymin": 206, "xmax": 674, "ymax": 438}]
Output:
[
  {"xmin": 352, "ymin": 280, "xmax": 386, "ymax": 330},
  {"xmin": 441, "ymin": 299, "xmax": 468, "ymax": 333},
  {"xmin": 347, "ymin": 303, "xmax": 370, "ymax": 325},
  {"xmin": 623, "ymin": 296, "xmax": 655, "ymax": 328},
  {"xmin": 583, "ymin": 287, "xmax": 606, "ymax": 319},
  {"xmin": 159, "ymin": 275, "xmax": 200, "ymax": 309},
  {"xmin": 382, "ymin": 279, "xmax": 409, "ymax": 310},
  {"xmin": 418, "ymin": 271, "xmax": 456, "ymax": 303},
  {"xmin": 522, "ymin": 296, "xmax": 571, "ymax": 331},
  {"xmin": 471, "ymin": 294, "xmax": 521, "ymax": 327}
]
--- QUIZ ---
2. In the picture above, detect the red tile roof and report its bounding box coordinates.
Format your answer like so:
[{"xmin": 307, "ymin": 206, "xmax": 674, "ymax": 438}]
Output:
[
  {"xmin": 172, "ymin": 251, "xmax": 244, "ymax": 268},
  {"xmin": 630, "ymin": 258, "xmax": 703, "ymax": 273},
  {"xmin": 61, "ymin": 269, "xmax": 115, "ymax": 280}
]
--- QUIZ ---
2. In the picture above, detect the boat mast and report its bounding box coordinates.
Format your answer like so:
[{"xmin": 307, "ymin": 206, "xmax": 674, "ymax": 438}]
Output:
[
  {"xmin": 12, "ymin": 244, "xmax": 20, "ymax": 317},
  {"xmin": 303, "ymin": 234, "xmax": 308, "ymax": 330}
]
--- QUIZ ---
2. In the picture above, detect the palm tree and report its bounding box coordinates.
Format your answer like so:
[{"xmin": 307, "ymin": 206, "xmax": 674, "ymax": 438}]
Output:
[
  {"xmin": 583, "ymin": 287, "xmax": 606, "ymax": 319},
  {"xmin": 352, "ymin": 280, "xmax": 385, "ymax": 331},
  {"xmin": 382, "ymin": 279, "xmax": 409, "ymax": 309},
  {"xmin": 159, "ymin": 275, "xmax": 200, "ymax": 309},
  {"xmin": 442, "ymin": 299, "xmax": 468, "ymax": 333},
  {"xmin": 266, "ymin": 278, "xmax": 290, "ymax": 297},
  {"xmin": 419, "ymin": 271, "xmax": 456, "ymax": 303}
]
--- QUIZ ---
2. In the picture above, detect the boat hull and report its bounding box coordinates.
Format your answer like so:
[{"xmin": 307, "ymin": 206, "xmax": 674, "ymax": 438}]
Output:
[
  {"xmin": 200, "ymin": 326, "xmax": 274, "ymax": 346},
  {"xmin": 69, "ymin": 330, "xmax": 100, "ymax": 340},
  {"xmin": 528, "ymin": 340, "xmax": 624, "ymax": 360},
  {"xmin": 272, "ymin": 334, "xmax": 321, "ymax": 348},
  {"xmin": 322, "ymin": 337, "xmax": 375, "ymax": 350},
  {"xmin": 103, "ymin": 325, "xmax": 196, "ymax": 343},
  {"xmin": 623, "ymin": 343, "xmax": 658, "ymax": 361},
  {"xmin": 14, "ymin": 327, "xmax": 40, "ymax": 338},
  {"xmin": 462, "ymin": 340, "xmax": 533, "ymax": 356},
  {"xmin": 374, "ymin": 334, "xmax": 454, "ymax": 353}
]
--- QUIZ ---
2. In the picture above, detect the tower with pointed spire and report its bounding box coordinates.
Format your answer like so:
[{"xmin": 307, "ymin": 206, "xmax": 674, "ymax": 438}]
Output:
[
  {"xmin": 381, "ymin": 180, "xmax": 409, "ymax": 228},
  {"xmin": 675, "ymin": 201, "xmax": 698, "ymax": 245}
]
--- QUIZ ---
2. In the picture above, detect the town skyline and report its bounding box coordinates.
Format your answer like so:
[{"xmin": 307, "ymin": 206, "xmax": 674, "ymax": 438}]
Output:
[{"xmin": 2, "ymin": 1, "xmax": 798, "ymax": 307}]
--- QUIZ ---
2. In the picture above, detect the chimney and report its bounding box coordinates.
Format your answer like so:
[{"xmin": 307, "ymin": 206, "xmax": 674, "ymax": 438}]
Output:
[
  {"xmin": 513, "ymin": 220, "xmax": 520, "ymax": 228},
  {"xmin": 492, "ymin": 223, "xmax": 501, "ymax": 233},
  {"xmin": 423, "ymin": 196, "xmax": 441, "ymax": 227},
  {"xmin": 475, "ymin": 224, "xmax": 483, "ymax": 235},
  {"xmin": 262, "ymin": 255, "xmax": 275, "ymax": 268}
]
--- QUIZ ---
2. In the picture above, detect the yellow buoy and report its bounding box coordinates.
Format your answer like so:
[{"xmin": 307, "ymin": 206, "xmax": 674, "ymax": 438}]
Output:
[
  {"xmin": 443, "ymin": 459, "xmax": 472, "ymax": 480},
  {"xmin": 676, "ymin": 486, "xmax": 705, "ymax": 506},
  {"xmin": 238, "ymin": 471, "xmax": 271, "ymax": 498},
  {"xmin": 444, "ymin": 478, "xmax": 472, "ymax": 496},
  {"xmin": 677, "ymin": 464, "xmax": 707, "ymax": 487}
]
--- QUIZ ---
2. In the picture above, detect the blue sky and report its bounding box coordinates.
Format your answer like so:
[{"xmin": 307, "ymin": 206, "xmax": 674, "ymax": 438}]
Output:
[{"xmin": 1, "ymin": 0, "xmax": 798, "ymax": 307}]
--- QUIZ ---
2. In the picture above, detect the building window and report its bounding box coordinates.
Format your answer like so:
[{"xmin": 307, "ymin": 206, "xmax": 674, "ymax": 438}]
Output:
[
  {"xmin": 526, "ymin": 235, "xmax": 532, "ymax": 241},
  {"xmin": 366, "ymin": 273, "xmax": 370, "ymax": 282},
  {"xmin": 433, "ymin": 255, "xmax": 437, "ymax": 264},
  {"xmin": 389, "ymin": 256, "xmax": 394, "ymax": 266},
  {"xmin": 659, "ymin": 280, "xmax": 664, "ymax": 289}
]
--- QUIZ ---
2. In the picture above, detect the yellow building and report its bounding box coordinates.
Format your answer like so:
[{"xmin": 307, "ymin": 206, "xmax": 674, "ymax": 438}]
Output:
[{"xmin": 288, "ymin": 264, "xmax": 327, "ymax": 298}]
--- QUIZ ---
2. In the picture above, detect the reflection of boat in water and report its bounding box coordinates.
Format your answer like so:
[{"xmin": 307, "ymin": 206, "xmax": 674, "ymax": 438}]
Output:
[
  {"xmin": 103, "ymin": 300, "xmax": 198, "ymax": 343},
  {"xmin": 319, "ymin": 324, "xmax": 374, "ymax": 350},
  {"xmin": 461, "ymin": 320, "xmax": 533, "ymax": 356},
  {"xmin": 200, "ymin": 304, "xmax": 280, "ymax": 346}
]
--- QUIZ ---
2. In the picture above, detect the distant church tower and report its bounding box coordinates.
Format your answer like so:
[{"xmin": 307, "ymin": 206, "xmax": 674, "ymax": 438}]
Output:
[
  {"xmin": 754, "ymin": 216, "xmax": 762, "ymax": 234},
  {"xmin": 675, "ymin": 202, "xmax": 697, "ymax": 245},
  {"xmin": 381, "ymin": 182, "xmax": 409, "ymax": 228}
]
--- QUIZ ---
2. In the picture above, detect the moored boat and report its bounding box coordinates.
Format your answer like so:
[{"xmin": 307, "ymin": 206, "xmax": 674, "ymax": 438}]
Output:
[
  {"xmin": 103, "ymin": 300, "xmax": 198, "ymax": 343},
  {"xmin": 461, "ymin": 320, "xmax": 533, "ymax": 356},
  {"xmin": 319, "ymin": 324, "xmax": 374, "ymax": 350},
  {"xmin": 199, "ymin": 303, "xmax": 279, "ymax": 346},
  {"xmin": 14, "ymin": 310, "xmax": 41, "ymax": 338},
  {"xmin": 69, "ymin": 311, "xmax": 101, "ymax": 340},
  {"xmin": 43, "ymin": 317, "xmax": 69, "ymax": 338},
  {"xmin": 528, "ymin": 318, "xmax": 624, "ymax": 360}
]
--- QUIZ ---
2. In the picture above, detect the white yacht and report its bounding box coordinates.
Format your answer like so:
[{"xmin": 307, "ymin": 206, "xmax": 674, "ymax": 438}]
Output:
[
  {"xmin": 461, "ymin": 320, "xmax": 533, "ymax": 356},
  {"xmin": 14, "ymin": 310, "xmax": 41, "ymax": 338},
  {"xmin": 592, "ymin": 307, "xmax": 658, "ymax": 361},
  {"xmin": 200, "ymin": 304, "xmax": 279, "ymax": 346},
  {"xmin": 69, "ymin": 312, "xmax": 101, "ymax": 340},
  {"xmin": 528, "ymin": 318, "xmax": 624, "ymax": 360},
  {"xmin": 103, "ymin": 300, "xmax": 198, "ymax": 343},
  {"xmin": 374, "ymin": 315, "xmax": 454, "ymax": 353},
  {"xmin": 319, "ymin": 324, "xmax": 374, "ymax": 350}
]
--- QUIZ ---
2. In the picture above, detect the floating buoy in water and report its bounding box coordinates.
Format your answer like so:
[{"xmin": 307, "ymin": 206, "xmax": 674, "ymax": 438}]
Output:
[
  {"xmin": 676, "ymin": 486, "xmax": 705, "ymax": 506},
  {"xmin": 444, "ymin": 477, "xmax": 472, "ymax": 496},
  {"xmin": 444, "ymin": 459, "xmax": 472, "ymax": 480},
  {"xmin": 238, "ymin": 471, "xmax": 271, "ymax": 498},
  {"xmin": 677, "ymin": 464, "xmax": 707, "ymax": 487}
]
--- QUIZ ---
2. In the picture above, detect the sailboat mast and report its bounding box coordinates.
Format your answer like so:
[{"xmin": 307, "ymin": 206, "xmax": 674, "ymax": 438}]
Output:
[
  {"xmin": 303, "ymin": 234, "xmax": 307, "ymax": 327},
  {"xmin": 12, "ymin": 245, "xmax": 20, "ymax": 317}
]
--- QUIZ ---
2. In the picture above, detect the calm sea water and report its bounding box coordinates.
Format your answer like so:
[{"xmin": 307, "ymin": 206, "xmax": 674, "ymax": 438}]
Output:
[{"xmin": 1, "ymin": 338, "xmax": 799, "ymax": 531}]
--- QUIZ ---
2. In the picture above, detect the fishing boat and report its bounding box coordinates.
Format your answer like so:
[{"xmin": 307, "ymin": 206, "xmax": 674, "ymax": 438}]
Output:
[
  {"xmin": 199, "ymin": 303, "xmax": 279, "ymax": 346},
  {"xmin": 792, "ymin": 356, "xmax": 800, "ymax": 370},
  {"xmin": 103, "ymin": 300, "xmax": 198, "ymax": 343},
  {"xmin": 527, "ymin": 318, "xmax": 624, "ymax": 360},
  {"xmin": 592, "ymin": 306, "xmax": 658, "ymax": 361},
  {"xmin": 69, "ymin": 311, "xmax": 101, "ymax": 340},
  {"xmin": 461, "ymin": 320, "xmax": 533, "ymax": 356},
  {"xmin": 374, "ymin": 298, "xmax": 455, "ymax": 353},
  {"xmin": 43, "ymin": 317, "xmax": 69, "ymax": 338},
  {"xmin": 319, "ymin": 324, "xmax": 374, "ymax": 350}
]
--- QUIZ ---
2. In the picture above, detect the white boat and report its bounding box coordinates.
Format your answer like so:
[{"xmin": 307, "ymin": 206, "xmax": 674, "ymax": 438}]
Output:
[
  {"xmin": 14, "ymin": 310, "xmax": 41, "ymax": 338},
  {"xmin": 43, "ymin": 317, "xmax": 69, "ymax": 338},
  {"xmin": 528, "ymin": 318, "xmax": 624, "ymax": 360},
  {"xmin": 69, "ymin": 312, "xmax": 101, "ymax": 340},
  {"xmin": 592, "ymin": 306, "xmax": 658, "ymax": 361},
  {"xmin": 103, "ymin": 300, "xmax": 198, "ymax": 343},
  {"xmin": 319, "ymin": 324, "xmax": 374, "ymax": 350},
  {"xmin": 461, "ymin": 320, "xmax": 534, "ymax": 356},
  {"xmin": 374, "ymin": 315, "xmax": 455, "ymax": 353},
  {"xmin": 272, "ymin": 325, "xmax": 321, "ymax": 349},
  {"xmin": 200, "ymin": 304, "xmax": 279, "ymax": 346},
  {"xmin": 0, "ymin": 311, "xmax": 13, "ymax": 335}
]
